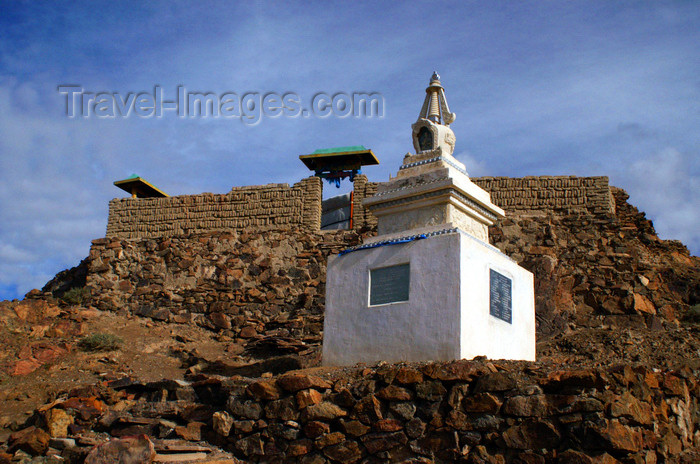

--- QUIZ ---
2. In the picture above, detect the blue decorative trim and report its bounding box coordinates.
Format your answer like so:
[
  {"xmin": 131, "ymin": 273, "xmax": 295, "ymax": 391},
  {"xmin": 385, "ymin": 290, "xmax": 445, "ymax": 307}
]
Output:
[
  {"xmin": 338, "ymin": 228, "xmax": 459, "ymax": 256},
  {"xmin": 399, "ymin": 157, "xmax": 440, "ymax": 169}
]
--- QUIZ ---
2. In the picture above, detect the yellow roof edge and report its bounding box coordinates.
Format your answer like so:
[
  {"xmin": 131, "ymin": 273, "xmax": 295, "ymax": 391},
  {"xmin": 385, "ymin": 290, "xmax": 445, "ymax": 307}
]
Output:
[
  {"xmin": 299, "ymin": 149, "xmax": 376, "ymax": 159},
  {"xmin": 113, "ymin": 176, "xmax": 169, "ymax": 197}
]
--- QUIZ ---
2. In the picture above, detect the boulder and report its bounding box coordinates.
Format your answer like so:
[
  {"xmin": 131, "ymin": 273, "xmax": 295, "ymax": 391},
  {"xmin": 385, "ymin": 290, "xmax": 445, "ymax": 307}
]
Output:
[
  {"xmin": 304, "ymin": 402, "xmax": 347, "ymax": 421},
  {"xmin": 212, "ymin": 410, "xmax": 233, "ymax": 436},
  {"xmin": 323, "ymin": 440, "xmax": 362, "ymax": 463},
  {"xmin": 247, "ymin": 379, "xmax": 282, "ymax": 400},
  {"xmin": 502, "ymin": 420, "xmax": 561, "ymax": 449},
  {"xmin": 44, "ymin": 408, "xmax": 74, "ymax": 437},
  {"xmin": 277, "ymin": 373, "xmax": 332, "ymax": 392},
  {"xmin": 84, "ymin": 435, "xmax": 155, "ymax": 464},
  {"xmin": 297, "ymin": 389, "xmax": 323, "ymax": 409},
  {"xmin": 8, "ymin": 426, "xmax": 50, "ymax": 456}
]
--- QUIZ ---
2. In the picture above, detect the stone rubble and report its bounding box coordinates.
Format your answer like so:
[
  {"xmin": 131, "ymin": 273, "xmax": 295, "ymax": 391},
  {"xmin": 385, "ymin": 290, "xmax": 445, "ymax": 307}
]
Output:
[{"xmin": 0, "ymin": 359, "xmax": 697, "ymax": 463}]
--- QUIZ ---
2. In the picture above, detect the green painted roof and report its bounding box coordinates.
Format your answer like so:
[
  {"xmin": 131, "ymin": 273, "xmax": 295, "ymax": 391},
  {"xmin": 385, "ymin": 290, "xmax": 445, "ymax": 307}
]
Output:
[
  {"xmin": 311, "ymin": 145, "xmax": 366, "ymax": 154},
  {"xmin": 299, "ymin": 146, "xmax": 378, "ymax": 171}
]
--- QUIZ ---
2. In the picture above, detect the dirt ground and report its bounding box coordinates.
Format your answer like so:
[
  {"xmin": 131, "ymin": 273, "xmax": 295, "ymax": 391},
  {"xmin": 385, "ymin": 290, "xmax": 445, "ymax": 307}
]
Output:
[
  {"xmin": 0, "ymin": 298, "xmax": 241, "ymax": 438},
  {"xmin": 2, "ymin": 294, "xmax": 699, "ymax": 443}
]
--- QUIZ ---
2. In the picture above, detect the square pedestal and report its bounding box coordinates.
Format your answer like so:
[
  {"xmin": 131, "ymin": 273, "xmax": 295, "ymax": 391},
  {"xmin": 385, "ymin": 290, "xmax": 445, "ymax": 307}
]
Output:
[{"xmin": 322, "ymin": 231, "xmax": 535, "ymax": 365}]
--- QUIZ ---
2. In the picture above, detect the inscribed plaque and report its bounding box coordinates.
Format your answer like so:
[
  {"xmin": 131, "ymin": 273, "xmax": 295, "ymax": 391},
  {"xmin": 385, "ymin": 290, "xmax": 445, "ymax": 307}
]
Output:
[
  {"xmin": 489, "ymin": 269, "xmax": 512, "ymax": 323},
  {"xmin": 370, "ymin": 264, "xmax": 410, "ymax": 306}
]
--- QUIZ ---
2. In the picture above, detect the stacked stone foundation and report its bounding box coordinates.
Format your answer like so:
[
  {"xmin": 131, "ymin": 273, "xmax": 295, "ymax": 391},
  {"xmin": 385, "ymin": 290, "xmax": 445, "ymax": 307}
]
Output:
[
  {"xmin": 87, "ymin": 228, "xmax": 363, "ymax": 339},
  {"xmin": 49, "ymin": 359, "xmax": 699, "ymax": 462}
]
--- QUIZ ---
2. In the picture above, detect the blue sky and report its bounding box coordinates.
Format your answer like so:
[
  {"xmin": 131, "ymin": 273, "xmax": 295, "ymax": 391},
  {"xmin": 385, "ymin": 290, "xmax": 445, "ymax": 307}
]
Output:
[{"xmin": 1, "ymin": 1, "xmax": 698, "ymax": 300}]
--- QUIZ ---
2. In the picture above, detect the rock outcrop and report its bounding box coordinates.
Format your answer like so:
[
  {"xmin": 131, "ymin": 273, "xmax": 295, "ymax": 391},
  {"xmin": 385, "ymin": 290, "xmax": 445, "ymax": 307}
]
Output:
[{"xmin": 5, "ymin": 359, "xmax": 699, "ymax": 462}]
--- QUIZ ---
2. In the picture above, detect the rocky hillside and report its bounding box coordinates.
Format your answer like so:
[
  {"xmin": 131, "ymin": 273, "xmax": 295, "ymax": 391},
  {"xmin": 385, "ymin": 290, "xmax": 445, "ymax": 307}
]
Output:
[
  {"xmin": 69, "ymin": 186, "xmax": 700, "ymax": 369},
  {"xmin": 0, "ymin": 186, "xmax": 697, "ymax": 463},
  {"xmin": 492, "ymin": 187, "xmax": 699, "ymax": 368}
]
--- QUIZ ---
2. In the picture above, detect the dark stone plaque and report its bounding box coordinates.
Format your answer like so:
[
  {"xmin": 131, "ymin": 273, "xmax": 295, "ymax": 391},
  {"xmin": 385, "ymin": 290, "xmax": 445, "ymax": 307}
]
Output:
[
  {"xmin": 489, "ymin": 269, "xmax": 512, "ymax": 323},
  {"xmin": 370, "ymin": 264, "xmax": 410, "ymax": 306}
]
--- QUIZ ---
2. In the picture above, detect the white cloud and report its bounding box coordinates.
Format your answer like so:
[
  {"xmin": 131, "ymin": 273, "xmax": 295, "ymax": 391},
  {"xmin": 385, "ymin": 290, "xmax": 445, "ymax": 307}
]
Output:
[
  {"xmin": 620, "ymin": 147, "xmax": 699, "ymax": 252},
  {"xmin": 454, "ymin": 150, "xmax": 489, "ymax": 177},
  {"xmin": 0, "ymin": 243, "xmax": 36, "ymax": 263}
]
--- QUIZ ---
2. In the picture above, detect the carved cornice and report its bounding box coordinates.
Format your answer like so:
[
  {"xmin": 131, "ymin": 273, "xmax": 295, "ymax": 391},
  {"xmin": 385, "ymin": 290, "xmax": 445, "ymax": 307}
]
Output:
[
  {"xmin": 399, "ymin": 155, "xmax": 469, "ymax": 176},
  {"xmin": 368, "ymin": 187, "xmax": 500, "ymax": 222},
  {"xmin": 373, "ymin": 176, "xmax": 450, "ymax": 197}
]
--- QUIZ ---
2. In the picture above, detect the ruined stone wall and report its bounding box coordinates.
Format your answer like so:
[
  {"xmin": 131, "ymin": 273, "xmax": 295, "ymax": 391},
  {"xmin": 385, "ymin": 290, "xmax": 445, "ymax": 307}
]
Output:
[
  {"xmin": 18, "ymin": 181, "xmax": 700, "ymax": 463},
  {"xmin": 29, "ymin": 176, "xmax": 698, "ymax": 462},
  {"xmin": 473, "ymin": 175, "xmax": 615, "ymax": 217},
  {"xmin": 86, "ymin": 188, "xmax": 698, "ymax": 364},
  {"xmin": 216, "ymin": 361, "xmax": 698, "ymax": 462},
  {"xmin": 50, "ymin": 359, "xmax": 699, "ymax": 463},
  {"xmin": 351, "ymin": 174, "xmax": 378, "ymax": 231},
  {"xmin": 87, "ymin": 175, "xmax": 697, "ymax": 368},
  {"xmin": 87, "ymin": 227, "xmax": 363, "ymax": 339},
  {"xmin": 105, "ymin": 177, "xmax": 322, "ymax": 239}
]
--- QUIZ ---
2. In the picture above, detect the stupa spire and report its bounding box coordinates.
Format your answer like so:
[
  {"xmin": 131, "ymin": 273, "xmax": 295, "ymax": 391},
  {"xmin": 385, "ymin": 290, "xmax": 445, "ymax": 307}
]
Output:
[
  {"xmin": 412, "ymin": 72, "xmax": 457, "ymax": 155},
  {"xmin": 418, "ymin": 71, "xmax": 456, "ymax": 126}
]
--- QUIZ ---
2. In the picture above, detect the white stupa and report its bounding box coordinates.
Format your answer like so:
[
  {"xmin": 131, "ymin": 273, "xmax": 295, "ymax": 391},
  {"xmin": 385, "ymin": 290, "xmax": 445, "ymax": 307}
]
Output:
[{"xmin": 322, "ymin": 73, "xmax": 536, "ymax": 365}]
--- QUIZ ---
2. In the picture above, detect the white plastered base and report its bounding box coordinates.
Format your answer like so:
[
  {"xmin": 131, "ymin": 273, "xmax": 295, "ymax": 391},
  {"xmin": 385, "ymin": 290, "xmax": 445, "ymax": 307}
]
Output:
[{"xmin": 322, "ymin": 231, "xmax": 535, "ymax": 365}]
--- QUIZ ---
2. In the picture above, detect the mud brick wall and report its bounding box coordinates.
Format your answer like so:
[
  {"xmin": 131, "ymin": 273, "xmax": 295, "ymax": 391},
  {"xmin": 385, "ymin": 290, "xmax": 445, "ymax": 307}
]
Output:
[
  {"xmin": 352, "ymin": 175, "xmax": 614, "ymax": 229},
  {"xmin": 473, "ymin": 176, "xmax": 615, "ymax": 217},
  {"xmin": 105, "ymin": 175, "xmax": 614, "ymax": 239},
  {"xmin": 105, "ymin": 177, "xmax": 322, "ymax": 239},
  {"xmin": 351, "ymin": 174, "xmax": 378, "ymax": 231}
]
